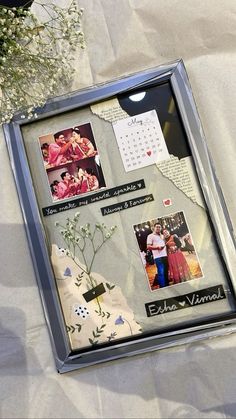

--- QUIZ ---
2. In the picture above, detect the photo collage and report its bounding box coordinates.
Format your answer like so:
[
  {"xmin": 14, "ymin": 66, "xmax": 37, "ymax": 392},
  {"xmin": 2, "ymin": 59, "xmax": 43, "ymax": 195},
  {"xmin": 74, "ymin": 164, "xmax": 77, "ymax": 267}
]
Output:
[{"xmin": 39, "ymin": 123, "xmax": 106, "ymax": 202}]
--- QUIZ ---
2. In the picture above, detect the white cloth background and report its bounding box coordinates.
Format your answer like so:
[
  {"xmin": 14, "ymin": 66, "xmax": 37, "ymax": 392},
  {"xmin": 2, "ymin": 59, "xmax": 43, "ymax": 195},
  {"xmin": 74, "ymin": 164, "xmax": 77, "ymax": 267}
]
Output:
[{"xmin": 0, "ymin": 0, "xmax": 236, "ymax": 417}]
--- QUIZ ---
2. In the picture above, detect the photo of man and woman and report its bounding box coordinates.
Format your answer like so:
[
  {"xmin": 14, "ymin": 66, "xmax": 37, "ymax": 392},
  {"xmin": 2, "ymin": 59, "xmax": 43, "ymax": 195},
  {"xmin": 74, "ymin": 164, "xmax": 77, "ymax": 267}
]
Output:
[
  {"xmin": 38, "ymin": 123, "xmax": 106, "ymax": 201},
  {"xmin": 133, "ymin": 211, "xmax": 203, "ymax": 291}
]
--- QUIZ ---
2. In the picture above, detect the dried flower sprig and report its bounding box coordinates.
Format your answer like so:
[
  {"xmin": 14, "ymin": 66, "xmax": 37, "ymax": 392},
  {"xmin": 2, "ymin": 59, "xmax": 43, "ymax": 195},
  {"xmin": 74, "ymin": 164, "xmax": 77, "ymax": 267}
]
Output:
[
  {"xmin": 55, "ymin": 212, "xmax": 117, "ymax": 286},
  {"xmin": 0, "ymin": 0, "xmax": 84, "ymax": 124}
]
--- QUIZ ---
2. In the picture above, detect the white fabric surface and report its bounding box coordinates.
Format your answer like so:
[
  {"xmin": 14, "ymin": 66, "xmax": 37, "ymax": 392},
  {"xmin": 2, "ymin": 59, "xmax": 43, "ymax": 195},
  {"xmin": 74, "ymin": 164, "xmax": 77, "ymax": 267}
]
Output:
[{"xmin": 1, "ymin": 0, "xmax": 236, "ymax": 417}]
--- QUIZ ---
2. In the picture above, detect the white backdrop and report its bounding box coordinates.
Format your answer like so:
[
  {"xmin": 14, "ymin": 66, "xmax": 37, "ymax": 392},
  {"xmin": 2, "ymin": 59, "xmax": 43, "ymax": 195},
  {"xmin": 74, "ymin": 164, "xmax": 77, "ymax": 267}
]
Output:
[{"xmin": 1, "ymin": 1, "xmax": 236, "ymax": 417}]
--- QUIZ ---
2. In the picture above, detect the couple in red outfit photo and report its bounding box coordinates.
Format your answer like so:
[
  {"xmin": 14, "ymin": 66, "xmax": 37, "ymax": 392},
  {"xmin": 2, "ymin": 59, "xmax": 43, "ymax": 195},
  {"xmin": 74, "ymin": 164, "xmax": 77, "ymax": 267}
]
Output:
[
  {"xmin": 39, "ymin": 123, "xmax": 106, "ymax": 202},
  {"xmin": 40, "ymin": 125, "xmax": 97, "ymax": 169},
  {"xmin": 50, "ymin": 167, "xmax": 100, "ymax": 201},
  {"xmin": 134, "ymin": 212, "xmax": 203, "ymax": 291}
]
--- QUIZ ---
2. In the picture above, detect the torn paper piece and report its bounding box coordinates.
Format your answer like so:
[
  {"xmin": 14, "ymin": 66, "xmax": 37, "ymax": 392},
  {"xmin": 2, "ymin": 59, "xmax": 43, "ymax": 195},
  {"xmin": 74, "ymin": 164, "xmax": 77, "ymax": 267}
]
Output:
[
  {"xmin": 90, "ymin": 97, "xmax": 129, "ymax": 123},
  {"xmin": 157, "ymin": 155, "xmax": 205, "ymax": 208}
]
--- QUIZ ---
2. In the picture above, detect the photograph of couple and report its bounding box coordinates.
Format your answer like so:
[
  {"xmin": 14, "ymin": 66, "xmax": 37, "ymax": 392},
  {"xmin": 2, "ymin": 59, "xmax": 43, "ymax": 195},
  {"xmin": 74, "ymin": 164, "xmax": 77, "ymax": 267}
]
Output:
[
  {"xmin": 39, "ymin": 123, "xmax": 98, "ymax": 169},
  {"xmin": 38, "ymin": 123, "xmax": 106, "ymax": 202},
  {"xmin": 134, "ymin": 211, "xmax": 203, "ymax": 291},
  {"xmin": 47, "ymin": 157, "xmax": 106, "ymax": 202}
]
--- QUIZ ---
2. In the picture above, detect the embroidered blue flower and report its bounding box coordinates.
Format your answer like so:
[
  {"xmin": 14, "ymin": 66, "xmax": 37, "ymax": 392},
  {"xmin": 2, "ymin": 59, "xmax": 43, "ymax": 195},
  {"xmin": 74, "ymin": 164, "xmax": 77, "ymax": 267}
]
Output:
[
  {"xmin": 115, "ymin": 315, "xmax": 124, "ymax": 325},
  {"xmin": 64, "ymin": 267, "xmax": 72, "ymax": 277}
]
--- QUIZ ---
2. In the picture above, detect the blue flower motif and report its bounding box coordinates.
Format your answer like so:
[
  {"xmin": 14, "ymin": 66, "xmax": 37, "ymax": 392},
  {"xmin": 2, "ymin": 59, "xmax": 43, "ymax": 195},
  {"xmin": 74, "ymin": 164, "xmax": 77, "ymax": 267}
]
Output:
[
  {"xmin": 64, "ymin": 267, "xmax": 72, "ymax": 277},
  {"xmin": 115, "ymin": 315, "xmax": 124, "ymax": 325}
]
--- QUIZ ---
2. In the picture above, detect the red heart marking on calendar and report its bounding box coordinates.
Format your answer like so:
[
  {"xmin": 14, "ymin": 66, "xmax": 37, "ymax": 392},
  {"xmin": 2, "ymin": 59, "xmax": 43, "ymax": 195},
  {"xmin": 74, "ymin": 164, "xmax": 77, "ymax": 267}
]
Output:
[{"xmin": 146, "ymin": 150, "xmax": 152, "ymax": 156}]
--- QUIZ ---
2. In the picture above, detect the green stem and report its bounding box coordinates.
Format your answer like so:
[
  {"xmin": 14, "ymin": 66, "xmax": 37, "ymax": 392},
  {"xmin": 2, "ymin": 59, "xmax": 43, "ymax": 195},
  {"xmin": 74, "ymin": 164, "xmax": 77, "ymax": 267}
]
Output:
[
  {"xmin": 96, "ymin": 298, "xmax": 104, "ymax": 324},
  {"xmin": 124, "ymin": 318, "xmax": 133, "ymax": 336},
  {"xmin": 71, "ymin": 255, "xmax": 88, "ymax": 275}
]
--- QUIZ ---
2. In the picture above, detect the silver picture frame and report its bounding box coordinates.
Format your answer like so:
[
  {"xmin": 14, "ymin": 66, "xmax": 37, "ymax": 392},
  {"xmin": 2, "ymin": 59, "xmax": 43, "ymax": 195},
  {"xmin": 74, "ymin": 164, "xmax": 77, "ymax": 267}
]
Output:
[{"xmin": 3, "ymin": 59, "xmax": 236, "ymax": 373}]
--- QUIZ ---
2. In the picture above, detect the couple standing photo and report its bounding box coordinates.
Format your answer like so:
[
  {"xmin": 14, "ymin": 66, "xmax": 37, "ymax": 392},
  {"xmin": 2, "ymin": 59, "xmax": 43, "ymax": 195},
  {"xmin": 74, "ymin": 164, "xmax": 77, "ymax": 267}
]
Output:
[{"xmin": 134, "ymin": 211, "xmax": 203, "ymax": 291}]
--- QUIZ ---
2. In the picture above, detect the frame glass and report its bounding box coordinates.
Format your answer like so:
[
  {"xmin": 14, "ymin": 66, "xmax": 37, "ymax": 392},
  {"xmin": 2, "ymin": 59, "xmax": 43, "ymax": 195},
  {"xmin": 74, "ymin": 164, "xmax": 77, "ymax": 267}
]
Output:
[{"xmin": 4, "ymin": 59, "xmax": 236, "ymax": 373}]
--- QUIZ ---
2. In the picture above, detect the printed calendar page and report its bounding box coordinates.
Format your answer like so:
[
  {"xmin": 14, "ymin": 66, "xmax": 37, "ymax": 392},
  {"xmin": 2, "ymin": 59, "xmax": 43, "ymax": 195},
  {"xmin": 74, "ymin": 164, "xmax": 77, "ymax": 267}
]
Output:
[{"xmin": 112, "ymin": 109, "xmax": 170, "ymax": 172}]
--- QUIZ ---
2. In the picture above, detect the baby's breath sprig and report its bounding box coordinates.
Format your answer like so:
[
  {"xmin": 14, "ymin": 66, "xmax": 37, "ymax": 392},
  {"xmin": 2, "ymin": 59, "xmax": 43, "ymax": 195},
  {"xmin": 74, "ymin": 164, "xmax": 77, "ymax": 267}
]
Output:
[
  {"xmin": 55, "ymin": 212, "xmax": 117, "ymax": 286},
  {"xmin": 0, "ymin": 1, "xmax": 85, "ymax": 124},
  {"xmin": 56, "ymin": 213, "xmax": 117, "ymax": 334}
]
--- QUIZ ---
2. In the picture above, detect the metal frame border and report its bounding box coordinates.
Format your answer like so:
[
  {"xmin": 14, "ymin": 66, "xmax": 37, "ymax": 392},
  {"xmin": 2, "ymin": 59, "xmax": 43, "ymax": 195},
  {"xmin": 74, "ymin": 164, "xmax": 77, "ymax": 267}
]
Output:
[{"xmin": 3, "ymin": 59, "xmax": 236, "ymax": 373}]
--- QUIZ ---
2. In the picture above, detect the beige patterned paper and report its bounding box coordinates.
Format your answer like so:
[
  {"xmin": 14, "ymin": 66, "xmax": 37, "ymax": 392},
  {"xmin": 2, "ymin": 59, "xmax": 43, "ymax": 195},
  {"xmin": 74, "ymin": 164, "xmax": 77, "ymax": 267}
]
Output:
[{"xmin": 51, "ymin": 245, "xmax": 142, "ymax": 350}]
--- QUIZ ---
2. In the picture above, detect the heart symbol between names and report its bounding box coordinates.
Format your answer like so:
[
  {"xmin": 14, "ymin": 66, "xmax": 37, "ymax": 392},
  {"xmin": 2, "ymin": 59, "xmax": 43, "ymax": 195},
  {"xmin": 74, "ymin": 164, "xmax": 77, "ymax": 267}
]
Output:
[
  {"xmin": 179, "ymin": 301, "xmax": 186, "ymax": 307},
  {"xmin": 146, "ymin": 150, "xmax": 152, "ymax": 157}
]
